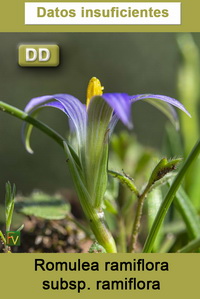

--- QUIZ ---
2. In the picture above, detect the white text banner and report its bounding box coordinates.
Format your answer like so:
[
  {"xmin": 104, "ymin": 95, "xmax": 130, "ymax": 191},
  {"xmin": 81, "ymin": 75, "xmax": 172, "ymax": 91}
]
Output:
[{"xmin": 25, "ymin": 2, "xmax": 181, "ymax": 25}]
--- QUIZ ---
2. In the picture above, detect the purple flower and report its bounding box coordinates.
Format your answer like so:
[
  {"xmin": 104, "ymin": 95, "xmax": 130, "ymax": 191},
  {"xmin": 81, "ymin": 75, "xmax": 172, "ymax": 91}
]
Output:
[
  {"xmin": 23, "ymin": 77, "xmax": 190, "ymax": 208},
  {"xmin": 24, "ymin": 77, "xmax": 190, "ymax": 149}
]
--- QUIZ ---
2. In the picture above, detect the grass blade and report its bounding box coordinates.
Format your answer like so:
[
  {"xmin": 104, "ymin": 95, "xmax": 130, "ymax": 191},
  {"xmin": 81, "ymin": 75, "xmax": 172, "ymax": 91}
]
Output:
[
  {"xmin": 178, "ymin": 237, "xmax": 200, "ymax": 253},
  {"xmin": 174, "ymin": 186, "xmax": 200, "ymax": 239}
]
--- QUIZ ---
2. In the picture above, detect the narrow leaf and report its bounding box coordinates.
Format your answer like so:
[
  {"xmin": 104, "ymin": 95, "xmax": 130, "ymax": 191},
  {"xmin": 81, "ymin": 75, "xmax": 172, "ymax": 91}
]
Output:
[
  {"xmin": 5, "ymin": 182, "xmax": 16, "ymax": 231},
  {"xmin": 0, "ymin": 230, "xmax": 6, "ymax": 245},
  {"xmin": 103, "ymin": 177, "xmax": 119, "ymax": 215},
  {"xmin": 173, "ymin": 186, "xmax": 200, "ymax": 239},
  {"xmin": 178, "ymin": 236, "xmax": 200, "ymax": 253},
  {"xmin": 22, "ymin": 110, "xmax": 39, "ymax": 154},
  {"xmin": 147, "ymin": 188, "xmax": 163, "ymax": 252},
  {"xmin": 6, "ymin": 201, "xmax": 14, "ymax": 231},
  {"xmin": 5, "ymin": 182, "xmax": 12, "ymax": 219},
  {"xmin": 16, "ymin": 224, "xmax": 24, "ymax": 232},
  {"xmin": 0, "ymin": 101, "xmax": 65, "ymax": 150}
]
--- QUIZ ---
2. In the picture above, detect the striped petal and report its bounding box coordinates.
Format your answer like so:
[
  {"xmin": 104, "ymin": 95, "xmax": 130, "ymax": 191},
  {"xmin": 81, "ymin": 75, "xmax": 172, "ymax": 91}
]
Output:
[
  {"xmin": 102, "ymin": 93, "xmax": 133, "ymax": 129},
  {"xmin": 131, "ymin": 94, "xmax": 191, "ymax": 130},
  {"xmin": 105, "ymin": 93, "xmax": 190, "ymax": 133},
  {"xmin": 23, "ymin": 94, "xmax": 87, "ymax": 153}
]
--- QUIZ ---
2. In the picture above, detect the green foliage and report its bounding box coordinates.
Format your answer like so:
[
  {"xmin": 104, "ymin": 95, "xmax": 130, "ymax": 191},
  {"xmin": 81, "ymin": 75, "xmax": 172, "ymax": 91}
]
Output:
[
  {"xmin": 173, "ymin": 185, "xmax": 200, "ymax": 239},
  {"xmin": 64, "ymin": 141, "xmax": 117, "ymax": 253},
  {"xmin": 0, "ymin": 182, "xmax": 24, "ymax": 252},
  {"xmin": 0, "ymin": 230, "xmax": 6, "ymax": 246},
  {"xmin": 107, "ymin": 128, "xmax": 200, "ymax": 253},
  {"xmin": 1, "ymin": 36, "xmax": 200, "ymax": 253},
  {"xmin": 147, "ymin": 188, "xmax": 163, "ymax": 253},
  {"xmin": 178, "ymin": 236, "xmax": 200, "ymax": 253},
  {"xmin": 5, "ymin": 182, "xmax": 16, "ymax": 231},
  {"xmin": 143, "ymin": 139, "xmax": 200, "ymax": 253},
  {"xmin": 15, "ymin": 191, "xmax": 70, "ymax": 220},
  {"xmin": 103, "ymin": 177, "xmax": 119, "ymax": 215},
  {"xmin": 177, "ymin": 33, "xmax": 200, "ymax": 210}
]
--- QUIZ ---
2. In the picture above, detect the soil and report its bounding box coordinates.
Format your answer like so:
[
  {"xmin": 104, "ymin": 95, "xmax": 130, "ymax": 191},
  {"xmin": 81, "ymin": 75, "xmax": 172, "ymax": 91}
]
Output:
[{"xmin": 0, "ymin": 190, "xmax": 93, "ymax": 253}]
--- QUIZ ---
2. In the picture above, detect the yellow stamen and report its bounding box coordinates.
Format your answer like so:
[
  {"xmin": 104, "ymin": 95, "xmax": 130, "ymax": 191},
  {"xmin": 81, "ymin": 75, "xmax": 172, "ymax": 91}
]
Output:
[{"xmin": 86, "ymin": 77, "xmax": 104, "ymax": 107}]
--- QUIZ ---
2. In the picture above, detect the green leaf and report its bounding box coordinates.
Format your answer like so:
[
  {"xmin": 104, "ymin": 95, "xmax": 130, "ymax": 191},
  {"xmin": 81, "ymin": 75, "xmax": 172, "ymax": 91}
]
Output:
[
  {"xmin": 159, "ymin": 234, "xmax": 176, "ymax": 253},
  {"xmin": 177, "ymin": 33, "xmax": 200, "ymax": 156},
  {"xmin": 5, "ymin": 182, "xmax": 16, "ymax": 231},
  {"xmin": 147, "ymin": 188, "xmax": 163, "ymax": 252},
  {"xmin": 0, "ymin": 230, "xmax": 6, "ymax": 245},
  {"xmin": 177, "ymin": 34, "xmax": 200, "ymax": 206},
  {"xmin": 23, "ymin": 110, "xmax": 39, "ymax": 154},
  {"xmin": 23, "ymin": 106, "xmax": 65, "ymax": 155},
  {"xmin": 103, "ymin": 177, "xmax": 119, "ymax": 215},
  {"xmin": 178, "ymin": 236, "xmax": 200, "ymax": 253},
  {"xmin": 15, "ymin": 192, "xmax": 70, "ymax": 220},
  {"xmin": 162, "ymin": 124, "xmax": 183, "ymax": 157},
  {"xmin": 188, "ymin": 158, "xmax": 200, "ymax": 211},
  {"xmin": 6, "ymin": 201, "xmax": 14, "ymax": 231},
  {"xmin": 0, "ymin": 101, "xmax": 65, "ymax": 150},
  {"xmin": 16, "ymin": 224, "xmax": 24, "ymax": 232},
  {"xmin": 173, "ymin": 186, "xmax": 200, "ymax": 239}
]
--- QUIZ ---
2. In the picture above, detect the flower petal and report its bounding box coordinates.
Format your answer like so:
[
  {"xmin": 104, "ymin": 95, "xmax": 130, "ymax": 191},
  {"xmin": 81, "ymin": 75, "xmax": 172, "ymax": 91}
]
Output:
[
  {"xmin": 23, "ymin": 94, "xmax": 87, "ymax": 153},
  {"xmin": 131, "ymin": 94, "xmax": 191, "ymax": 130},
  {"xmin": 102, "ymin": 93, "xmax": 133, "ymax": 129}
]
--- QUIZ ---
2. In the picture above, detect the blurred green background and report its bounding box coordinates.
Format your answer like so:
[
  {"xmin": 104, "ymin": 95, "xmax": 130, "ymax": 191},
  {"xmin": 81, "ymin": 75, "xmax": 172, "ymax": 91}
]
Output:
[{"xmin": 0, "ymin": 33, "xmax": 199, "ymax": 201}]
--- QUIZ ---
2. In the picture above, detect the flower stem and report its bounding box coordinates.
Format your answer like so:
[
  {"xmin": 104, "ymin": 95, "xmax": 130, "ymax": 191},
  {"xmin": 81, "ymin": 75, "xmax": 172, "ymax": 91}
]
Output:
[
  {"xmin": 128, "ymin": 186, "xmax": 150, "ymax": 252},
  {"xmin": 88, "ymin": 209, "xmax": 117, "ymax": 253},
  {"xmin": 77, "ymin": 187, "xmax": 117, "ymax": 253},
  {"xmin": 64, "ymin": 141, "xmax": 117, "ymax": 253},
  {"xmin": 73, "ymin": 182, "xmax": 117, "ymax": 253},
  {"xmin": 73, "ymin": 184, "xmax": 117, "ymax": 253}
]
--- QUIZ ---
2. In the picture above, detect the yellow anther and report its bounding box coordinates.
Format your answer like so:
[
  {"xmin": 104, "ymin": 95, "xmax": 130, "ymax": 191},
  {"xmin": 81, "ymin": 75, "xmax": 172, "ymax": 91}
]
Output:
[{"xmin": 86, "ymin": 77, "xmax": 104, "ymax": 107}]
